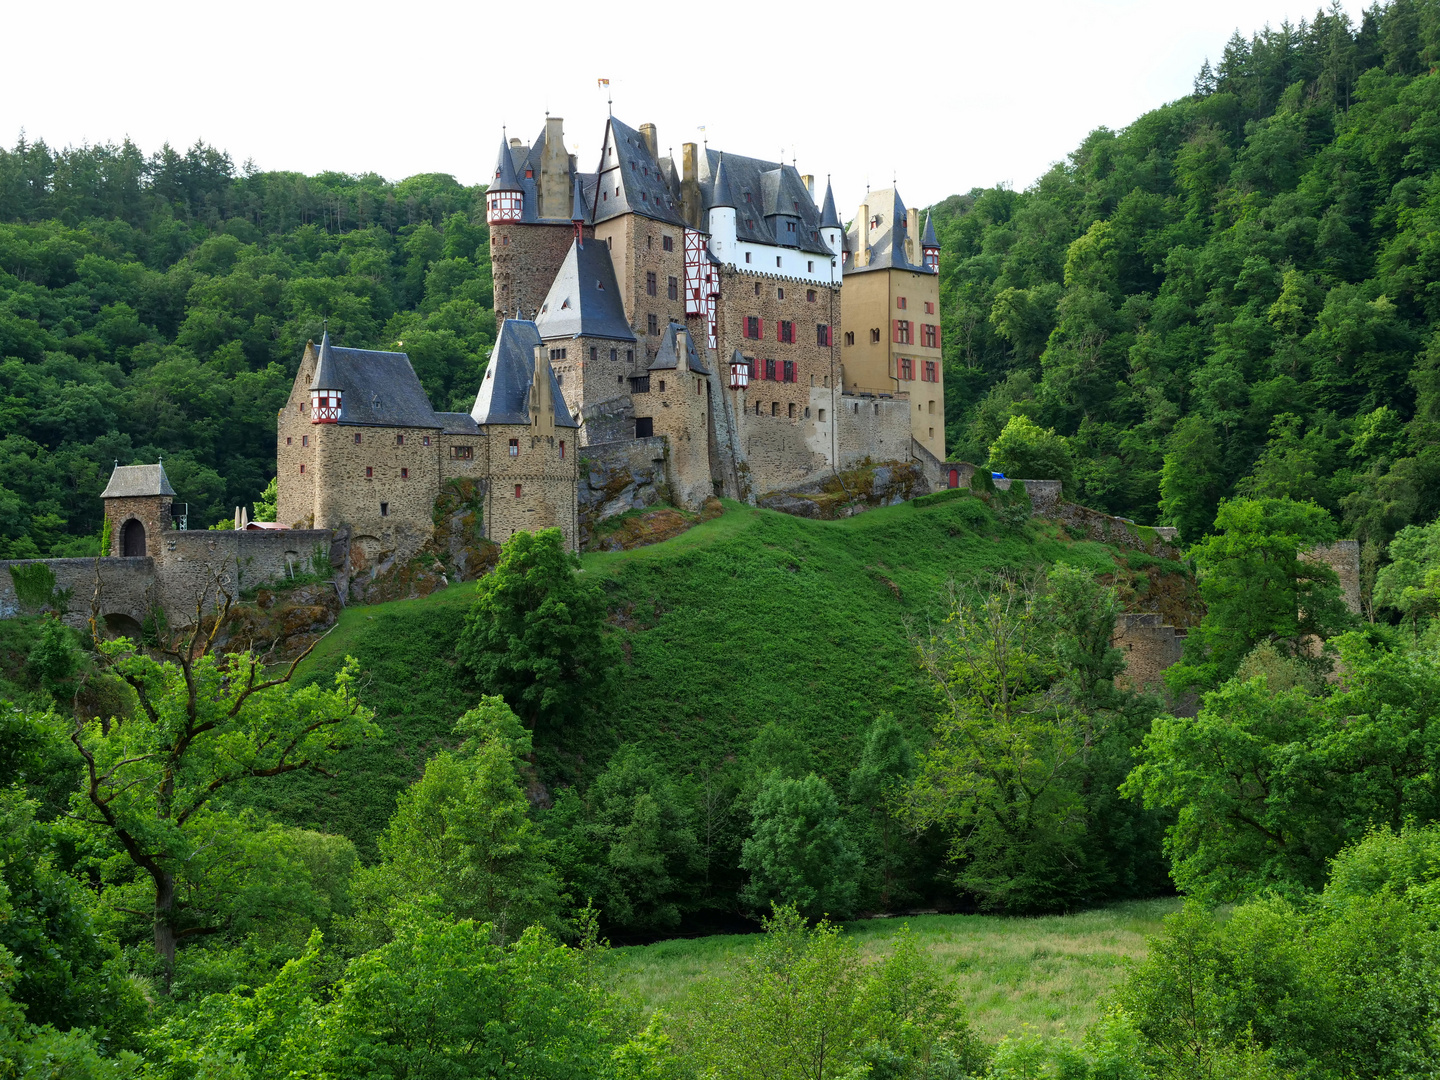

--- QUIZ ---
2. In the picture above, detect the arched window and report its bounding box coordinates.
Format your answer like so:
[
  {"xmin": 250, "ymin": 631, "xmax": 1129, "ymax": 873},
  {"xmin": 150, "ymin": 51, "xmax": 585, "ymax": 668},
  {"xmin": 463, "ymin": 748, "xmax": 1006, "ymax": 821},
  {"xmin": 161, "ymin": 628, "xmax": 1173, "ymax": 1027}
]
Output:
[{"xmin": 121, "ymin": 518, "xmax": 146, "ymax": 557}]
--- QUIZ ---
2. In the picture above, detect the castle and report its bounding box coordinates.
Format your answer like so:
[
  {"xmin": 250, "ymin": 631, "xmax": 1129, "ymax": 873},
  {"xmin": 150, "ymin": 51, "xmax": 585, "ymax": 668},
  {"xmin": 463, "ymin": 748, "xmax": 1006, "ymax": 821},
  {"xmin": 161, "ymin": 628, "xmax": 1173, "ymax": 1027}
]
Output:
[{"xmin": 269, "ymin": 113, "xmax": 952, "ymax": 559}]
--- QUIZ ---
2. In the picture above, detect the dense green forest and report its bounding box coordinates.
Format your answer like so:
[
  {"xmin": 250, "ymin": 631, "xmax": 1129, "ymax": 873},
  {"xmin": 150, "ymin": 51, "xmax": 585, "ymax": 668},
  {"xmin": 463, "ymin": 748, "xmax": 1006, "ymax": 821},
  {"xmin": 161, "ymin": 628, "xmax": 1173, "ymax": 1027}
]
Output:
[
  {"xmin": 935, "ymin": 0, "xmax": 1440, "ymax": 568},
  {"xmin": 0, "ymin": 144, "xmax": 495, "ymax": 554},
  {"xmin": 13, "ymin": 3, "xmax": 1440, "ymax": 1078}
]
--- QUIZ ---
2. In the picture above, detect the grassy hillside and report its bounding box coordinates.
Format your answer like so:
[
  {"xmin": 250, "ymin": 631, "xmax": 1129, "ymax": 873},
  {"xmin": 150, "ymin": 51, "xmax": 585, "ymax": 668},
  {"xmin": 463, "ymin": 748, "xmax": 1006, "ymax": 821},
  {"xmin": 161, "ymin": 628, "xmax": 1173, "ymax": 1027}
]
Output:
[
  {"xmin": 240, "ymin": 494, "xmax": 1182, "ymax": 857},
  {"xmin": 605, "ymin": 899, "xmax": 1181, "ymax": 1042}
]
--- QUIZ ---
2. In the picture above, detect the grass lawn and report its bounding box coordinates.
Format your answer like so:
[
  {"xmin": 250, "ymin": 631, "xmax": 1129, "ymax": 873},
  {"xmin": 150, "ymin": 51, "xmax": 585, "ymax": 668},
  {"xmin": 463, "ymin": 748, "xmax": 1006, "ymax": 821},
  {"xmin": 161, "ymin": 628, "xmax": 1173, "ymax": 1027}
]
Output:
[
  {"xmin": 604, "ymin": 898, "xmax": 1182, "ymax": 1043},
  {"xmin": 250, "ymin": 495, "xmax": 1175, "ymax": 858}
]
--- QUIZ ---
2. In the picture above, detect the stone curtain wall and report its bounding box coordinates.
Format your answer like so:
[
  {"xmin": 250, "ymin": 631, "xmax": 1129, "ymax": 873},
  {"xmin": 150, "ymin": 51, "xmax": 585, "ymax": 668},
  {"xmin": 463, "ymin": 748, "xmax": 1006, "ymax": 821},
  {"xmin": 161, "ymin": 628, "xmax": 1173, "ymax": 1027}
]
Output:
[
  {"xmin": 482, "ymin": 425, "xmax": 578, "ymax": 550},
  {"xmin": 0, "ymin": 557, "xmax": 155, "ymax": 630},
  {"xmin": 156, "ymin": 529, "xmax": 335, "ymax": 622},
  {"xmin": 830, "ymin": 394, "xmax": 913, "ymax": 472},
  {"xmin": 1304, "ymin": 540, "xmax": 1363, "ymax": 615}
]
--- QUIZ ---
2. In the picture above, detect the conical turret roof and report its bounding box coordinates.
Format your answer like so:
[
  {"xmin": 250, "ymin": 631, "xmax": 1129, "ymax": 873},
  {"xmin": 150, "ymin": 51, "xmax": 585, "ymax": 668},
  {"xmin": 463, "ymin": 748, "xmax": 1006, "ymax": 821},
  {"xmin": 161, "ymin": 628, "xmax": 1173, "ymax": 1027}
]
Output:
[
  {"xmin": 819, "ymin": 177, "xmax": 841, "ymax": 230},
  {"xmin": 921, "ymin": 209, "xmax": 939, "ymax": 247},
  {"xmin": 710, "ymin": 154, "xmax": 736, "ymax": 209},
  {"xmin": 570, "ymin": 177, "xmax": 587, "ymax": 222},
  {"xmin": 309, "ymin": 330, "xmax": 340, "ymax": 389},
  {"xmin": 490, "ymin": 136, "xmax": 522, "ymax": 193}
]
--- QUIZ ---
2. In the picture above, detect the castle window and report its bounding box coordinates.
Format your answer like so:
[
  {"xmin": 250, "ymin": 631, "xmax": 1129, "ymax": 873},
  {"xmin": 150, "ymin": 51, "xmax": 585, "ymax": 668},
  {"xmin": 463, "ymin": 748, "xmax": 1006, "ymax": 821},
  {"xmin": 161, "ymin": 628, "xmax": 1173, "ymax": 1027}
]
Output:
[
  {"xmin": 745, "ymin": 192, "xmax": 752, "ymax": 203},
  {"xmin": 777, "ymin": 320, "xmax": 794, "ymax": 343},
  {"xmin": 641, "ymin": 192, "xmax": 648, "ymax": 202},
  {"xmin": 787, "ymin": 221, "xmax": 795, "ymax": 232},
  {"xmin": 925, "ymin": 301, "xmax": 935, "ymax": 314},
  {"xmin": 560, "ymin": 441, "xmax": 565, "ymax": 459},
  {"xmin": 744, "ymin": 252, "xmax": 751, "ymax": 263},
  {"xmin": 929, "ymin": 428, "xmax": 935, "ymax": 439},
  {"xmin": 286, "ymin": 437, "xmax": 292, "ymax": 446},
  {"xmin": 401, "ymin": 468, "xmax": 409, "ymax": 479},
  {"xmin": 646, "ymin": 272, "xmax": 657, "ymax": 296},
  {"xmin": 509, "ymin": 439, "xmax": 519, "ymax": 457},
  {"xmin": 923, "ymin": 360, "xmax": 938, "ymax": 382},
  {"xmin": 900, "ymin": 357, "xmax": 913, "ymax": 380},
  {"xmin": 807, "ymin": 261, "xmax": 814, "ymax": 272},
  {"xmin": 302, "ymin": 435, "xmax": 308, "ymax": 447},
  {"xmin": 807, "ymin": 289, "xmax": 816, "ymax": 302},
  {"xmin": 894, "ymin": 320, "xmax": 913, "ymax": 345},
  {"xmin": 777, "ymin": 288, "xmax": 784, "ymax": 300},
  {"xmin": 789, "ymin": 402, "xmax": 796, "ymax": 418},
  {"xmin": 299, "ymin": 464, "xmax": 305, "ymax": 474},
  {"xmin": 668, "ymin": 276, "xmax": 678, "ymax": 300},
  {"xmin": 923, "ymin": 323, "xmax": 938, "ymax": 348},
  {"xmin": 635, "ymin": 416, "xmax": 654, "ymax": 437},
  {"xmin": 549, "ymin": 348, "xmax": 567, "ymax": 360},
  {"xmin": 816, "ymin": 324, "xmax": 830, "ymax": 346},
  {"xmin": 423, "ymin": 436, "xmax": 430, "ymax": 446},
  {"xmin": 451, "ymin": 445, "xmax": 473, "ymax": 460},
  {"xmin": 354, "ymin": 433, "xmax": 362, "ymax": 444},
  {"xmin": 783, "ymin": 360, "xmax": 796, "ymax": 382},
  {"xmin": 590, "ymin": 346, "xmax": 598, "ymax": 361},
  {"xmin": 647, "ymin": 313, "xmax": 658, "ymax": 334},
  {"xmin": 646, "ymin": 233, "xmax": 651, "ymax": 248},
  {"xmin": 626, "ymin": 349, "xmax": 634, "ymax": 362},
  {"xmin": 396, "ymin": 434, "xmax": 404, "ymax": 446},
  {"xmin": 659, "ymin": 379, "xmax": 666, "ymax": 392},
  {"xmin": 662, "ymin": 235, "xmax": 673, "ymax": 251},
  {"xmin": 366, "ymin": 467, "xmax": 373, "ymax": 478},
  {"xmin": 870, "ymin": 216, "xmax": 881, "ymax": 229},
  {"xmin": 845, "ymin": 331, "xmax": 855, "ymax": 346},
  {"xmin": 610, "ymin": 348, "xmax": 618, "ymax": 361},
  {"xmin": 754, "ymin": 401, "xmax": 761, "ymax": 415},
  {"xmin": 515, "ymin": 484, "xmax": 522, "ymax": 498},
  {"xmin": 525, "ymin": 169, "xmax": 533, "ymax": 178},
  {"xmin": 771, "ymin": 402, "xmax": 778, "ymax": 416},
  {"xmin": 602, "ymin": 191, "xmax": 608, "ymax": 200},
  {"xmin": 764, "ymin": 358, "xmax": 776, "ymax": 381},
  {"xmin": 818, "ymin": 408, "xmax": 826, "ymax": 422},
  {"xmin": 775, "ymin": 256, "xmax": 782, "ymax": 267},
  {"xmin": 754, "ymin": 283, "xmax": 760, "ymax": 296},
  {"xmin": 929, "ymin": 400, "xmax": 937, "ymax": 414},
  {"xmin": 897, "ymin": 297, "xmax": 907, "ymax": 310},
  {"xmin": 870, "ymin": 328, "xmax": 881, "ymax": 343},
  {"xmin": 502, "ymin": 236, "xmax": 509, "ymax": 245}
]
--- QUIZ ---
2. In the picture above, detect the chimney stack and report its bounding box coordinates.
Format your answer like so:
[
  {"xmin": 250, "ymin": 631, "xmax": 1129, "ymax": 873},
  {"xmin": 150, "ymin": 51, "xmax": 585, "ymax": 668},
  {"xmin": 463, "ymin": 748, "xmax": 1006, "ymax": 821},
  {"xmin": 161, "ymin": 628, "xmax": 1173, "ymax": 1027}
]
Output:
[
  {"xmin": 639, "ymin": 123, "xmax": 658, "ymax": 160},
  {"xmin": 907, "ymin": 207, "xmax": 921, "ymax": 264},
  {"xmin": 801, "ymin": 174, "xmax": 814, "ymax": 196},
  {"xmin": 857, "ymin": 202, "xmax": 870, "ymax": 268},
  {"xmin": 681, "ymin": 143, "xmax": 702, "ymax": 228}
]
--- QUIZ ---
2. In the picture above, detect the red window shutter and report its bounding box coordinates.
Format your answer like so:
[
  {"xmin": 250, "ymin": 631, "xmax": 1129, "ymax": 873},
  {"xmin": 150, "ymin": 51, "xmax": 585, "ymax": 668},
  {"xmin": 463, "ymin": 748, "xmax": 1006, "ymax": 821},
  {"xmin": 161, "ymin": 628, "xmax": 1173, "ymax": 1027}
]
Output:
[
  {"xmin": 892, "ymin": 319, "xmax": 900, "ymax": 343},
  {"xmin": 935, "ymin": 325, "xmax": 942, "ymax": 347}
]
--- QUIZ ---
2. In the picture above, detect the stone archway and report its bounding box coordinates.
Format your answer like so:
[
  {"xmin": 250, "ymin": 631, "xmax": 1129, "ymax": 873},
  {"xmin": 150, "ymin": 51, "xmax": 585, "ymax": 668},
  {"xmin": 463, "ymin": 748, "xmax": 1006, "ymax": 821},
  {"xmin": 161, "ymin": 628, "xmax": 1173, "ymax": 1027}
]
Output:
[
  {"xmin": 102, "ymin": 612, "xmax": 144, "ymax": 640},
  {"xmin": 120, "ymin": 518, "xmax": 146, "ymax": 557}
]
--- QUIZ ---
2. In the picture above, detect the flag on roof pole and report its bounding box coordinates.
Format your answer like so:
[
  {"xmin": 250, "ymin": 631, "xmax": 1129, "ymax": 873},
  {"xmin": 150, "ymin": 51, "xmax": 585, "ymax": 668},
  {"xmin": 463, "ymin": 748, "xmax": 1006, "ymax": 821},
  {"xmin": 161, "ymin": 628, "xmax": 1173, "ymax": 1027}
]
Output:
[{"xmin": 597, "ymin": 78, "xmax": 609, "ymax": 88}]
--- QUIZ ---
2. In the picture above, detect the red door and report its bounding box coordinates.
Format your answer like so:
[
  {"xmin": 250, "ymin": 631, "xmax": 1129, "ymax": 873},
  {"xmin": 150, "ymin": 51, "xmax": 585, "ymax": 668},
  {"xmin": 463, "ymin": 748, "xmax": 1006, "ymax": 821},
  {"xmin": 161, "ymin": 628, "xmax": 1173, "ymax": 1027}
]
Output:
[{"xmin": 948, "ymin": 468, "xmax": 959, "ymax": 489}]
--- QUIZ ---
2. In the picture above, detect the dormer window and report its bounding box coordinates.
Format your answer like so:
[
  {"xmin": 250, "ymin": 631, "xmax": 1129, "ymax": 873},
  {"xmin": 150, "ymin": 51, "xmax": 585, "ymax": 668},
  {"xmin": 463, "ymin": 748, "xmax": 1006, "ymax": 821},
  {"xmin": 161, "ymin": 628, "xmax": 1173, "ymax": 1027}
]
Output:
[
  {"xmin": 525, "ymin": 169, "xmax": 533, "ymax": 178},
  {"xmin": 745, "ymin": 192, "xmax": 752, "ymax": 203},
  {"xmin": 870, "ymin": 216, "xmax": 882, "ymax": 228}
]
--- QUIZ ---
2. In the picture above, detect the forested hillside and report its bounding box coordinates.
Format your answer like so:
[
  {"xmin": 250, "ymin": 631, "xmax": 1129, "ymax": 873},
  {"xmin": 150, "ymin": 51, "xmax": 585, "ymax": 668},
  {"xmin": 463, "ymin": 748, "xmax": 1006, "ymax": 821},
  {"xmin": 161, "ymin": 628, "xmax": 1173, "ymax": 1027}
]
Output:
[
  {"xmin": 935, "ymin": 1, "xmax": 1440, "ymax": 565},
  {"xmin": 0, "ymin": 145, "xmax": 495, "ymax": 554}
]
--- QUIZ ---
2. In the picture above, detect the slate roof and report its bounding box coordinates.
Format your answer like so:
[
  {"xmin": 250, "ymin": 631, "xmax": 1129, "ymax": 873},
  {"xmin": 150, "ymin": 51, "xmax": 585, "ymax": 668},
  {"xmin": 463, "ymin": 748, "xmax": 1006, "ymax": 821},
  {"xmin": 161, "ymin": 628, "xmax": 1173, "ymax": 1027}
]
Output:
[
  {"xmin": 820, "ymin": 179, "xmax": 841, "ymax": 230},
  {"xmin": 436, "ymin": 412, "xmax": 480, "ymax": 435},
  {"xmin": 648, "ymin": 321, "xmax": 712, "ymax": 376},
  {"xmin": 490, "ymin": 136, "xmax": 522, "ymax": 193},
  {"xmin": 698, "ymin": 147, "xmax": 831, "ymax": 256},
  {"xmin": 309, "ymin": 330, "xmax": 340, "ymax": 389},
  {"xmin": 304, "ymin": 339, "xmax": 443, "ymax": 428},
  {"xmin": 570, "ymin": 177, "xmax": 587, "ymax": 222},
  {"xmin": 591, "ymin": 116, "xmax": 688, "ymax": 228},
  {"xmin": 843, "ymin": 187, "xmax": 926, "ymax": 274},
  {"xmin": 101, "ymin": 463, "xmax": 176, "ymax": 499},
  {"xmin": 490, "ymin": 127, "xmax": 596, "ymax": 225},
  {"xmin": 710, "ymin": 154, "xmax": 735, "ymax": 209},
  {"xmin": 921, "ymin": 210, "xmax": 939, "ymax": 248},
  {"xmin": 534, "ymin": 240, "xmax": 637, "ymax": 343},
  {"xmin": 471, "ymin": 319, "xmax": 578, "ymax": 429}
]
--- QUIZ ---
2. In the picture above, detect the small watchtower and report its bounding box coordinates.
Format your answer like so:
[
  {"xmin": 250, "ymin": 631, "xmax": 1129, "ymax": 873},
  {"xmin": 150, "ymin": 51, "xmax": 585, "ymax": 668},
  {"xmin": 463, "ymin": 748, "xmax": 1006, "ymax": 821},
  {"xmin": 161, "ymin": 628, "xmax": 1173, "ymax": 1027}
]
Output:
[
  {"xmin": 309, "ymin": 331, "xmax": 343, "ymax": 422},
  {"xmin": 100, "ymin": 462, "xmax": 177, "ymax": 558}
]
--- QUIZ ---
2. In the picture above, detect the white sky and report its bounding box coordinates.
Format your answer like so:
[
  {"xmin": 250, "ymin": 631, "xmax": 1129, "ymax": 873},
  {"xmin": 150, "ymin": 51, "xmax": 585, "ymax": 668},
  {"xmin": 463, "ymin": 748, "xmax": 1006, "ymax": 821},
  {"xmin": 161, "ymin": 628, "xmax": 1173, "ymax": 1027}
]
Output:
[{"xmin": 4, "ymin": 0, "xmax": 1363, "ymax": 216}]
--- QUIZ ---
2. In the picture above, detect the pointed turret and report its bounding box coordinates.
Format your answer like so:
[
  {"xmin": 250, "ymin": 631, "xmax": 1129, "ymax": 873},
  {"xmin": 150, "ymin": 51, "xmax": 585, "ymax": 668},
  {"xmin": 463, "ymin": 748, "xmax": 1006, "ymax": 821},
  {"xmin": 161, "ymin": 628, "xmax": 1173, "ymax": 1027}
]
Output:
[
  {"xmin": 486, "ymin": 136, "xmax": 523, "ymax": 224},
  {"xmin": 309, "ymin": 331, "xmax": 342, "ymax": 423},
  {"xmin": 710, "ymin": 154, "xmax": 736, "ymax": 209},
  {"xmin": 570, "ymin": 177, "xmax": 587, "ymax": 224},
  {"xmin": 921, "ymin": 209, "xmax": 940, "ymax": 273},
  {"xmin": 819, "ymin": 177, "xmax": 841, "ymax": 229}
]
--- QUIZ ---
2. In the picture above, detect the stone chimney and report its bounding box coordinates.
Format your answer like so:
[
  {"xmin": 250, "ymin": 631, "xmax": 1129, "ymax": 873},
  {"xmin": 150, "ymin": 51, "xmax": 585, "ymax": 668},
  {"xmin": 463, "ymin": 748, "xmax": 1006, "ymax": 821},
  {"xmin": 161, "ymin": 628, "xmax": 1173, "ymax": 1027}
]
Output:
[
  {"xmin": 857, "ymin": 201, "xmax": 870, "ymax": 268},
  {"xmin": 639, "ymin": 123, "xmax": 658, "ymax": 160},
  {"xmin": 532, "ymin": 344, "xmax": 556, "ymax": 437},
  {"xmin": 539, "ymin": 116, "xmax": 568, "ymax": 220},
  {"xmin": 801, "ymin": 174, "xmax": 814, "ymax": 196},
  {"xmin": 906, "ymin": 207, "xmax": 921, "ymax": 264},
  {"xmin": 681, "ymin": 142, "xmax": 702, "ymax": 228}
]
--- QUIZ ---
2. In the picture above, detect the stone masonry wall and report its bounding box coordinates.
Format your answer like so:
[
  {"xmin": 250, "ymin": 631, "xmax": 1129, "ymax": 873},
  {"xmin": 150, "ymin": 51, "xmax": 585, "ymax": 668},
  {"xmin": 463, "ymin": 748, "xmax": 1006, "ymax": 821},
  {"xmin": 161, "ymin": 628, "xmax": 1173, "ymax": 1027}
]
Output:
[
  {"xmin": 0, "ymin": 557, "xmax": 155, "ymax": 630},
  {"xmin": 104, "ymin": 495, "xmax": 173, "ymax": 557},
  {"xmin": 312, "ymin": 421, "xmax": 443, "ymax": 565},
  {"xmin": 1305, "ymin": 540, "xmax": 1363, "ymax": 615},
  {"xmin": 829, "ymin": 394, "xmax": 913, "ymax": 471},
  {"xmin": 491, "ymin": 222, "xmax": 580, "ymax": 318},
  {"xmin": 156, "ymin": 529, "xmax": 335, "ymax": 624},
  {"xmin": 742, "ymin": 411, "xmax": 827, "ymax": 493},
  {"xmin": 483, "ymin": 423, "xmax": 579, "ymax": 550},
  {"xmin": 639, "ymin": 366, "xmax": 713, "ymax": 509}
]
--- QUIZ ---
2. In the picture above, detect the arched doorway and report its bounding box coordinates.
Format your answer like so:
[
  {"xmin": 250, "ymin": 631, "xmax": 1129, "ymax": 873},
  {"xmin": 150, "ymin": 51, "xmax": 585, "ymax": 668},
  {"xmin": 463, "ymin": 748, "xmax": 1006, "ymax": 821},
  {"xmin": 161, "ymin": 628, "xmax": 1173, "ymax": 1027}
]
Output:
[
  {"xmin": 948, "ymin": 468, "xmax": 959, "ymax": 489},
  {"xmin": 121, "ymin": 518, "xmax": 146, "ymax": 557}
]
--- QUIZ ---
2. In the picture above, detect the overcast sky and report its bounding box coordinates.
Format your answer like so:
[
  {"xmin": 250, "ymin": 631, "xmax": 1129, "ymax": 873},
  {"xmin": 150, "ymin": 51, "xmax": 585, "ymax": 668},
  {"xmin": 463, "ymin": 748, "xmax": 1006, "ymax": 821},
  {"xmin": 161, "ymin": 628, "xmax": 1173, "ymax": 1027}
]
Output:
[{"xmin": 5, "ymin": 0, "xmax": 1363, "ymax": 216}]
